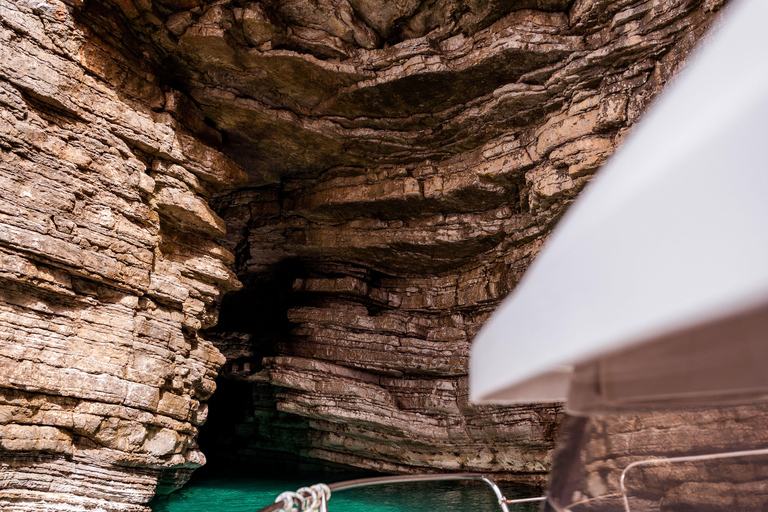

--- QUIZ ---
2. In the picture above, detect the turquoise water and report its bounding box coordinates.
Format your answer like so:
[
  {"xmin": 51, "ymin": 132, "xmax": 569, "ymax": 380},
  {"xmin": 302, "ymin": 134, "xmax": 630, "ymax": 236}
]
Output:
[{"xmin": 151, "ymin": 468, "xmax": 541, "ymax": 512}]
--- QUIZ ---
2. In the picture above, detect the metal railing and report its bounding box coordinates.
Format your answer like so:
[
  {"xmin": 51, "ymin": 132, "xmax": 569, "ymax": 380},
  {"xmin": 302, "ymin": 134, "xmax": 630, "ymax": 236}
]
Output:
[{"xmin": 254, "ymin": 473, "xmax": 546, "ymax": 512}]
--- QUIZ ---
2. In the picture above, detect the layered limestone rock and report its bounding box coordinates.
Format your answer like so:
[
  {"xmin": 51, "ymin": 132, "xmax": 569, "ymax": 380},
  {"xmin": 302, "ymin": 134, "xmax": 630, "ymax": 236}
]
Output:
[
  {"xmin": 189, "ymin": 0, "xmax": 722, "ymax": 486},
  {"xmin": 0, "ymin": 0, "xmax": 729, "ymax": 508},
  {"xmin": 0, "ymin": 0, "xmax": 244, "ymax": 509}
]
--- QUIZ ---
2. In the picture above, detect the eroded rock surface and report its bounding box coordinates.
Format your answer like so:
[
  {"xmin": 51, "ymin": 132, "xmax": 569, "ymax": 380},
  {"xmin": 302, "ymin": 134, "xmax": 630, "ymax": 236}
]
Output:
[
  {"xmin": 0, "ymin": 0, "xmax": 244, "ymax": 509},
  {"xmin": 188, "ymin": 0, "xmax": 722, "ymax": 486},
  {"xmin": 0, "ymin": 0, "xmax": 727, "ymax": 508}
]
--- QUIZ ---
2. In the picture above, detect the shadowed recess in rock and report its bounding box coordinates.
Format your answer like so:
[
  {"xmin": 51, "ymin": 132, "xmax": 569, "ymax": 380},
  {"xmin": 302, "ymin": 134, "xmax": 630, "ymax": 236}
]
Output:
[{"xmin": 197, "ymin": 0, "xmax": 727, "ymax": 488}]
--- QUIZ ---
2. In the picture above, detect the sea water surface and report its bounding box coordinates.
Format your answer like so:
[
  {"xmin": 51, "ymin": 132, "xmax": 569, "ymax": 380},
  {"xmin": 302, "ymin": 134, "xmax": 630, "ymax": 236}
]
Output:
[{"xmin": 151, "ymin": 466, "xmax": 542, "ymax": 512}]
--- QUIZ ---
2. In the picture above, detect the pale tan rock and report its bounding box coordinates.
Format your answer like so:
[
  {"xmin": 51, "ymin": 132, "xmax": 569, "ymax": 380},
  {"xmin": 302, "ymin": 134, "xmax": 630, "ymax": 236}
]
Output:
[
  {"xmin": 0, "ymin": 0, "xmax": 242, "ymax": 508},
  {"xmin": 153, "ymin": 186, "xmax": 227, "ymax": 237},
  {"xmin": 548, "ymin": 404, "xmax": 768, "ymax": 511}
]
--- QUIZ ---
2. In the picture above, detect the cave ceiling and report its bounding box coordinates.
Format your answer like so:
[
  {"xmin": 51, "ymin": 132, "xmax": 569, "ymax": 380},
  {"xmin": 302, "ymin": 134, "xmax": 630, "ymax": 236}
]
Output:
[
  {"xmin": 88, "ymin": 0, "xmax": 723, "ymax": 278},
  {"xmin": 95, "ymin": 0, "xmax": 624, "ymax": 185}
]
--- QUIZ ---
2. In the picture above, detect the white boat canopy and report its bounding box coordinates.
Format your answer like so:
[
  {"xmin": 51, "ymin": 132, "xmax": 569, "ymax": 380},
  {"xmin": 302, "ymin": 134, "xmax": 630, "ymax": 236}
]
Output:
[{"xmin": 469, "ymin": 0, "xmax": 768, "ymax": 415}]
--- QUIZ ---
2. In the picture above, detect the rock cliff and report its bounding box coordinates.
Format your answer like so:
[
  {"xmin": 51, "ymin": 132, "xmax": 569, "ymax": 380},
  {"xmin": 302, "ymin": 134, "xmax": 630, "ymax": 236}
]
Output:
[
  {"xmin": 0, "ymin": 1, "xmax": 245, "ymax": 509},
  {"xmin": 0, "ymin": 0, "xmax": 726, "ymax": 509}
]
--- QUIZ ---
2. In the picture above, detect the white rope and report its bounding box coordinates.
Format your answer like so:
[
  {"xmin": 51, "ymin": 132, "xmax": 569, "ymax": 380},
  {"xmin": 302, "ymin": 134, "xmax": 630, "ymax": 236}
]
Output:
[
  {"xmin": 314, "ymin": 484, "xmax": 331, "ymax": 501},
  {"xmin": 274, "ymin": 484, "xmax": 332, "ymax": 512},
  {"xmin": 275, "ymin": 491, "xmax": 301, "ymax": 511},
  {"xmin": 297, "ymin": 487, "xmax": 318, "ymax": 511}
]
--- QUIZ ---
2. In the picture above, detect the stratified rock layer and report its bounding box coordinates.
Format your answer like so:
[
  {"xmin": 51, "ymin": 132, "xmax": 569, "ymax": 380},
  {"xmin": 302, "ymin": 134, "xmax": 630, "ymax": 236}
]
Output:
[
  {"xmin": 192, "ymin": 0, "xmax": 723, "ymax": 486},
  {"xmin": 0, "ymin": 0, "xmax": 728, "ymax": 508},
  {"xmin": 0, "ymin": 0, "xmax": 244, "ymax": 509}
]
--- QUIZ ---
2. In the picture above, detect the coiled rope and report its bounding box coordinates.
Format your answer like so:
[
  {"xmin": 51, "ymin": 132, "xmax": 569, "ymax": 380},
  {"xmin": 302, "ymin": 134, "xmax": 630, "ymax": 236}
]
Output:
[{"xmin": 274, "ymin": 483, "xmax": 331, "ymax": 512}]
